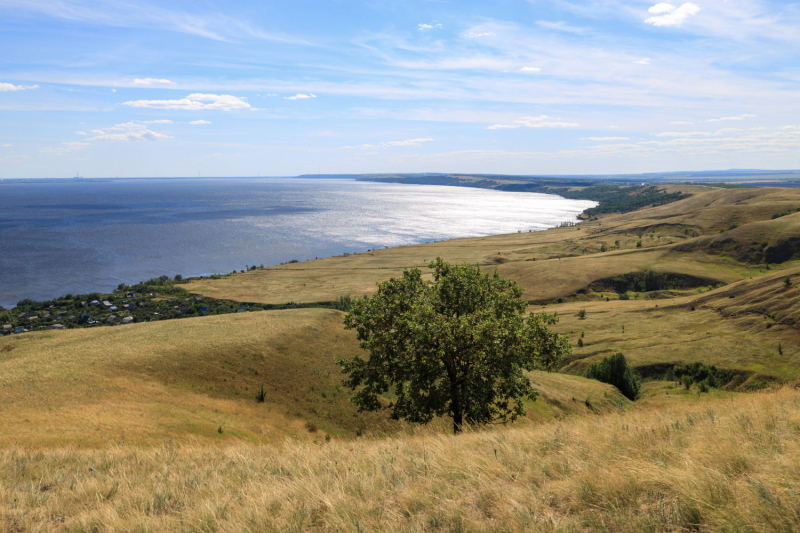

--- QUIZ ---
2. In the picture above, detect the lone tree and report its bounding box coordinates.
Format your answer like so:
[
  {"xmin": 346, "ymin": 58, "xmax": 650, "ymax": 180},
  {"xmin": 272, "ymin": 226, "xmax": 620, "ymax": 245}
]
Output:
[{"xmin": 336, "ymin": 258, "xmax": 570, "ymax": 434}]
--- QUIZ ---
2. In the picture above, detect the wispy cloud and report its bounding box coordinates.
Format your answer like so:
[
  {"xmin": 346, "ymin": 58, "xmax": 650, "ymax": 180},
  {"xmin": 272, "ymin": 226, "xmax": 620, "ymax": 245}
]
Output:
[
  {"xmin": 122, "ymin": 94, "xmax": 250, "ymax": 111},
  {"xmin": 0, "ymin": 0, "xmax": 310, "ymax": 44},
  {"xmin": 520, "ymin": 67, "xmax": 541, "ymax": 73},
  {"xmin": 284, "ymin": 93, "xmax": 316, "ymax": 100},
  {"xmin": 707, "ymin": 114, "xmax": 756, "ymax": 122},
  {"xmin": 342, "ymin": 138, "xmax": 434, "ymax": 149},
  {"xmin": 87, "ymin": 121, "xmax": 172, "ymax": 141},
  {"xmin": 418, "ymin": 22, "xmax": 442, "ymax": 30},
  {"xmin": 654, "ymin": 131, "xmax": 712, "ymax": 137},
  {"xmin": 669, "ymin": 121, "xmax": 692, "ymax": 125},
  {"xmin": 535, "ymin": 20, "xmax": 586, "ymax": 34},
  {"xmin": 0, "ymin": 82, "xmax": 39, "ymax": 91},
  {"xmin": 132, "ymin": 78, "xmax": 175, "ymax": 86},
  {"xmin": 464, "ymin": 32, "xmax": 495, "ymax": 38},
  {"xmin": 143, "ymin": 119, "xmax": 173, "ymax": 124},
  {"xmin": 40, "ymin": 141, "xmax": 90, "ymax": 155},
  {"xmin": 75, "ymin": 131, "xmax": 86, "ymax": 135},
  {"xmin": 635, "ymin": 58, "xmax": 651, "ymax": 65},
  {"xmin": 189, "ymin": 119, "xmax": 211, "ymax": 125},
  {"xmin": 645, "ymin": 3, "xmax": 700, "ymax": 27},
  {"xmin": 588, "ymin": 137, "xmax": 630, "ymax": 141},
  {"xmin": 488, "ymin": 116, "xmax": 580, "ymax": 129}
]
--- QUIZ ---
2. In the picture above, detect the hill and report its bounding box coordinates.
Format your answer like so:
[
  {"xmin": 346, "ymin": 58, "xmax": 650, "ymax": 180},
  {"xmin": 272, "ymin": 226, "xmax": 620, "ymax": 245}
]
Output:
[
  {"xmin": 3, "ymin": 387, "xmax": 798, "ymax": 531},
  {"xmin": 0, "ymin": 308, "xmax": 627, "ymax": 447}
]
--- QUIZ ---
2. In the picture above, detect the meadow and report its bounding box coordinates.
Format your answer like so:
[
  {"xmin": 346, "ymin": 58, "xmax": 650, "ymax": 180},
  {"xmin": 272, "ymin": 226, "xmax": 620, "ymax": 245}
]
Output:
[{"xmin": 3, "ymin": 387, "xmax": 799, "ymax": 532}]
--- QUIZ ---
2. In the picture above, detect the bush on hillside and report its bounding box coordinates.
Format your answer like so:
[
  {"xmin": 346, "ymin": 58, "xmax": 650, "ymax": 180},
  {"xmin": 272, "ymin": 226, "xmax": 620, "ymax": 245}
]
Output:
[{"xmin": 584, "ymin": 352, "xmax": 641, "ymax": 401}]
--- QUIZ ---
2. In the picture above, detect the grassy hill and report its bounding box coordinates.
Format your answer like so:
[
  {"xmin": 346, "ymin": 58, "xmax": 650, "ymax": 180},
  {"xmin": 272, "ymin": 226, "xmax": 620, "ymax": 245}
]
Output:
[
  {"xmin": 184, "ymin": 185, "xmax": 800, "ymax": 305},
  {"xmin": 3, "ymin": 387, "xmax": 799, "ymax": 532},
  {"xmin": 0, "ymin": 308, "xmax": 627, "ymax": 447}
]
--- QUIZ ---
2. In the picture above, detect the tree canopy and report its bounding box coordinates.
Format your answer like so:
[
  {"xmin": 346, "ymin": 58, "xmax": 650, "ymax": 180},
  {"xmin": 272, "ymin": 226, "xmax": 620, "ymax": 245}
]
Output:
[{"xmin": 336, "ymin": 258, "xmax": 571, "ymax": 434}]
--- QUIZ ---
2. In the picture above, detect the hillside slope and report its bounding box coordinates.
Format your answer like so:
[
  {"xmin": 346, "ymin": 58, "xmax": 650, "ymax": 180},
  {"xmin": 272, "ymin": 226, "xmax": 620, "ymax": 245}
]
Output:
[
  {"xmin": 0, "ymin": 309, "xmax": 627, "ymax": 447},
  {"xmin": 184, "ymin": 186, "xmax": 800, "ymax": 305},
  {"xmin": 4, "ymin": 387, "xmax": 799, "ymax": 532}
]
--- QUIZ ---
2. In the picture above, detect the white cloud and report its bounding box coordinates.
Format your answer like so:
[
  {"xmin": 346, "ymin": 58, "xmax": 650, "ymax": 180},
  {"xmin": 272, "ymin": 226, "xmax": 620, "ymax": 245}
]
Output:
[
  {"xmin": 464, "ymin": 32, "xmax": 495, "ymax": 38},
  {"xmin": 284, "ymin": 93, "xmax": 316, "ymax": 100},
  {"xmin": 535, "ymin": 20, "xmax": 586, "ymax": 34},
  {"xmin": 589, "ymin": 137, "xmax": 630, "ymax": 141},
  {"xmin": 87, "ymin": 121, "xmax": 172, "ymax": 141},
  {"xmin": 189, "ymin": 120, "xmax": 211, "ymax": 125},
  {"xmin": 648, "ymin": 3, "xmax": 676, "ymax": 15},
  {"xmin": 342, "ymin": 138, "xmax": 434, "ymax": 149},
  {"xmin": 520, "ymin": 67, "xmax": 541, "ymax": 73},
  {"xmin": 418, "ymin": 23, "xmax": 442, "ymax": 30},
  {"xmin": 488, "ymin": 116, "xmax": 579, "ymax": 130},
  {"xmin": 1, "ymin": 143, "xmax": 12, "ymax": 147},
  {"xmin": 144, "ymin": 119, "xmax": 173, "ymax": 124},
  {"xmin": 0, "ymin": 82, "xmax": 39, "ymax": 91},
  {"xmin": 516, "ymin": 116, "xmax": 579, "ymax": 128},
  {"xmin": 40, "ymin": 141, "xmax": 90, "ymax": 155},
  {"xmin": 669, "ymin": 121, "xmax": 692, "ymax": 125},
  {"xmin": 714, "ymin": 128, "xmax": 742, "ymax": 135},
  {"xmin": 75, "ymin": 131, "xmax": 86, "ymax": 135},
  {"xmin": 122, "ymin": 94, "xmax": 250, "ymax": 111},
  {"xmin": 750, "ymin": 127, "xmax": 768, "ymax": 131},
  {"xmin": 645, "ymin": 2, "xmax": 699, "ymax": 27},
  {"xmin": 654, "ymin": 131, "xmax": 712, "ymax": 137},
  {"xmin": 636, "ymin": 58, "xmax": 651, "ymax": 65},
  {"xmin": 132, "ymin": 78, "xmax": 175, "ymax": 86},
  {"xmin": 707, "ymin": 114, "xmax": 756, "ymax": 122}
]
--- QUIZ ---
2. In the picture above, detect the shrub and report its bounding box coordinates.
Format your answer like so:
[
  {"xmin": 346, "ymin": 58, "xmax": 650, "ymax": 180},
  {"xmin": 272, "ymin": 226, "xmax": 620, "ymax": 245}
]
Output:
[
  {"xmin": 584, "ymin": 353, "xmax": 641, "ymax": 401},
  {"xmin": 332, "ymin": 295, "xmax": 353, "ymax": 312},
  {"xmin": 577, "ymin": 309, "xmax": 586, "ymax": 319},
  {"xmin": 619, "ymin": 292, "xmax": 630, "ymax": 300},
  {"xmin": 665, "ymin": 367, "xmax": 676, "ymax": 381},
  {"xmin": 600, "ymin": 244, "xmax": 607, "ymax": 252},
  {"xmin": 636, "ymin": 241, "xmax": 642, "ymax": 248},
  {"xmin": 578, "ymin": 338, "xmax": 584, "ymax": 348},
  {"xmin": 784, "ymin": 276, "xmax": 792, "ymax": 287},
  {"xmin": 682, "ymin": 375, "xmax": 693, "ymax": 390},
  {"xmin": 698, "ymin": 380, "xmax": 710, "ymax": 393},
  {"xmin": 256, "ymin": 384, "xmax": 267, "ymax": 403}
]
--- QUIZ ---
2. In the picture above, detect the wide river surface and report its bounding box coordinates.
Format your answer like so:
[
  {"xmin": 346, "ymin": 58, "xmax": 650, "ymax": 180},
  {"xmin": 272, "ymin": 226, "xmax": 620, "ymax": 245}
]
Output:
[{"xmin": 0, "ymin": 178, "xmax": 595, "ymax": 308}]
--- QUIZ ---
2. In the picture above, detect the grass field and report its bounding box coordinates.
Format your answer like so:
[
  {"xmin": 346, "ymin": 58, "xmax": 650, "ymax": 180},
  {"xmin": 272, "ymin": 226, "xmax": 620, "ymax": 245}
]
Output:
[
  {"xmin": 3, "ymin": 387, "xmax": 799, "ymax": 532},
  {"xmin": 0, "ymin": 309, "xmax": 628, "ymax": 447},
  {"xmin": 185, "ymin": 185, "xmax": 800, "ymax": 305}
]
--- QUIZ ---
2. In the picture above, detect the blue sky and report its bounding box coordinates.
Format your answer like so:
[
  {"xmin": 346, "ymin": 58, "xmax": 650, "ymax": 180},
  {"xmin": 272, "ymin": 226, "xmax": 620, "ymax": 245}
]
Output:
[{"xmin": 1, "ymin": 0, "xmax": 798, "ymax": 178}]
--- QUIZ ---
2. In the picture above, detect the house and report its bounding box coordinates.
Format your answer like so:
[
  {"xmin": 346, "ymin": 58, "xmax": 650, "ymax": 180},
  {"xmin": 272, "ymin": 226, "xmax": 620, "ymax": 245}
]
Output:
[
  {"xmin": 90, "ymin": 300, "xmax": 100, "ymax": 306},
  {"xmin": 194, "ymin": 297, "xmax": 202, "ymax": 303},
  {"xmin": 2, "ymin": 325, "xmax": 12, "ymax": 335},
  {"xmin": 122, "ymin": 304, "xmax": 129, "ymax": 309},
  {"xmin": 47, "ymin": 324, "xmax": 65, "ymax": 330},
  {"xmin": 127, "ymin": 292, "xmax": 134, "ymax": 298},
  {"xmin": 17, "ymin": 312, "xmax": 26, "ymax": 319},
  {"xmin": 28, "ymin": 317, "xmax": 39, "ymax": 323},
  {"xmin": 68, "ymin": 315, "xmax": 77, "ymax": 322},
  {"xmin": 103, "ymin": 301, "xmax": 112, "ymax": 307},
  {"xmin": 81, "ymin": 301, "xmax": 88, "ymax": 308},
  {"xmin": 110, "ymin": 306, "xmax": 118, "ymax": 311},
  {"xmin": 128, "ymin": 303, "xmax": 136, "ymax": 311},
  {"xmin": 122, "ymin": 317, "xmax": 133, "ymax": 324},
  {"xmin": 42, "ymin": 313, "xmax": 51, "ymax": 319},
  {"xmin": 14, "ymin": 327, "xmax": 25, "ymax": 334},
  {"xmin": 80, "ymin": 313, "xmax": 90, "ymax": 324},
  {"xmin": 106, "ymin": 315, "xmax": 117, "ymax": 324}
]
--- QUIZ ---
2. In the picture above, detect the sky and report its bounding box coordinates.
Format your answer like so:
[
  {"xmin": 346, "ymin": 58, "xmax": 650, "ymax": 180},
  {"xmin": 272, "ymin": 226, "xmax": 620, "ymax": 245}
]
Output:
[{"xmin": 0, "ymin": 0, "xmax": 799, "ymax": 178}]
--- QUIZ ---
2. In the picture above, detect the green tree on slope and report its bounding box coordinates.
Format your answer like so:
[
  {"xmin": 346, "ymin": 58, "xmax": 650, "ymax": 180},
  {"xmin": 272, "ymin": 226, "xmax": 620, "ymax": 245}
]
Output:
[{"xmin": 336, "ymin": 258, "xmax": 571, "ymax": 434}]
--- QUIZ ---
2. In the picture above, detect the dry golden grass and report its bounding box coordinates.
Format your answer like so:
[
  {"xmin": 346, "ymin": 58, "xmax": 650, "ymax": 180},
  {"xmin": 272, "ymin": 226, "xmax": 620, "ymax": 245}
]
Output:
[
  {"xmin": 185, "ymin": 186, "xmax": 800, "ymax": 305},
  {"xmin": 0, "ymin": 309, "xmax": 627, "ymax": 447},
  {"xmin": 551, "ymin": 267, "xmax": 800, "ymax": 383},
  {"xmin": 4, "ymin": 387, "xmax": 800, "ymax": 532}
]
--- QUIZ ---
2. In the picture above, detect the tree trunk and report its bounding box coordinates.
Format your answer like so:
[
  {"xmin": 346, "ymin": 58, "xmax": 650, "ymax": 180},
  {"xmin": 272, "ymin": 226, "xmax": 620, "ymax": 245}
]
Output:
[{"xmin": 452, "ymin": 397, "xmax": 463, "ymax": 434}]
